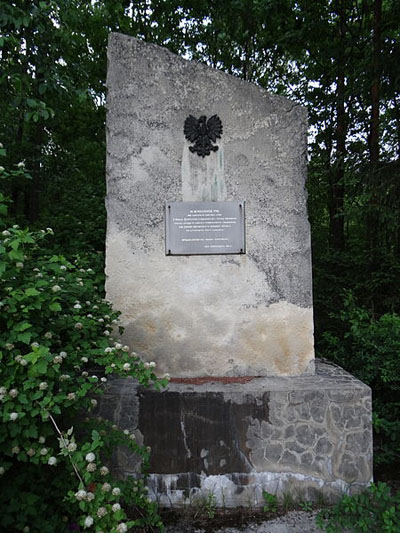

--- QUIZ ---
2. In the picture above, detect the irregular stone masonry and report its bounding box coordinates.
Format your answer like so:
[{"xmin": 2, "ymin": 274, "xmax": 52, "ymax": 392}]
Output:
[{"xmin": 97, "ymin": 360, "xmax": 372, "ymax": 507}]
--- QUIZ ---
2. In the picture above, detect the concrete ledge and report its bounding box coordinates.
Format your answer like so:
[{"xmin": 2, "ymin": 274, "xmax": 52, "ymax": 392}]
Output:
[{"xmin": 98, "ymin": 360, "xmax": 372, "ymax": 507}]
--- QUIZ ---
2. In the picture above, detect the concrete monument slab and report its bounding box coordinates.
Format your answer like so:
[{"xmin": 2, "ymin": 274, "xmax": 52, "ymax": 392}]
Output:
[{"xmin": 105, "ymin": 33, "xmax": 314, "ymax": 378}]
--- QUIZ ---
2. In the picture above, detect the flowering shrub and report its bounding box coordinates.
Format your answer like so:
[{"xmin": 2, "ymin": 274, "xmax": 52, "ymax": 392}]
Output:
[{"xmin": 0, "ymin": 172, "xmax": 167, "ymax": 530}]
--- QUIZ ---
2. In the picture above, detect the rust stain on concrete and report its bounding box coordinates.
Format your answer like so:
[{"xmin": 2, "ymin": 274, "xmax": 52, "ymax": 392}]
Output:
[{"xmin": 170, "ymin": 376, "xmax": 257, "ymax": 385}]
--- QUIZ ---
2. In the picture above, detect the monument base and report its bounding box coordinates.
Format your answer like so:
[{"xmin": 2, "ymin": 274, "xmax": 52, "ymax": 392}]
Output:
[{"xmin": 98, "ymin": 360, "xmax": 372, "ymax": 507}]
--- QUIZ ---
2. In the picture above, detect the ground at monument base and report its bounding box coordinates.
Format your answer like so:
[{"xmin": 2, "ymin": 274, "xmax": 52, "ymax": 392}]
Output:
[{"xmin": 162, "ymin": 509, "xmax": 324, "ymax": 533}]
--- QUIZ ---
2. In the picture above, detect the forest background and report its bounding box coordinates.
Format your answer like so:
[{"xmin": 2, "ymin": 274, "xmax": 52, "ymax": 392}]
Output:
[{"xmin": 1, "ymin": 0, "xmax": 400, "ymax": 496}]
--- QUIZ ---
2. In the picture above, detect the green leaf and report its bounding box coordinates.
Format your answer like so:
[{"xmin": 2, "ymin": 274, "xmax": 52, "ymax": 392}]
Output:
[
  {"xmin": 31, "ymin": 359, "xmax": 48, "ymax": 375},
  {"xmin": 18, "ymin": 331, "xmax": 32, "ymax": 344},
  {"xmin": 18, "ymin": 394, "xmax": 28, "ymax": 404},
  {"xmin": 9, "ymin": 248, "xmax": 24, "ymax": 261},
  {"xmin": 16, "ymin": 322, "xmax": 32, "ymax": 332},
  {"xmin": 49, "ymin": 302, "xmax": 61, "ymax": 312},
  {"xmin": 25, "ymin": 288, "xmax": 39, "ymax": 296}
]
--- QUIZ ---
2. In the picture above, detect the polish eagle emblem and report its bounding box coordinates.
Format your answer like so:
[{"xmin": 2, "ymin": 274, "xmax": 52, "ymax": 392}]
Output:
[{"xmin": 184, "ymin": 114, "xmax": 223, "ymax": 157}]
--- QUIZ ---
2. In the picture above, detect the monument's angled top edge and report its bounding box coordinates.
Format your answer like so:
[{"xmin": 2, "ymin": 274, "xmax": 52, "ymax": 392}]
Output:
[{"xmin": 107, "ymin": 32, "xmax": 307, "ymax": 117}]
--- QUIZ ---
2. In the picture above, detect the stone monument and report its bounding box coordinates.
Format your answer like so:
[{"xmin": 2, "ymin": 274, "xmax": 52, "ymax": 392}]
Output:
[{"xmin": 103, "ymin": 33, "xmax": 372, "ymax": 506}]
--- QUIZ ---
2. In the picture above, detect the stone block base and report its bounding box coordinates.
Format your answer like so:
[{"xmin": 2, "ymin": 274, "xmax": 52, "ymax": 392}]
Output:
[{"xmin": 98, "ymin": 360, "xmax": 372, "ymax": 507}]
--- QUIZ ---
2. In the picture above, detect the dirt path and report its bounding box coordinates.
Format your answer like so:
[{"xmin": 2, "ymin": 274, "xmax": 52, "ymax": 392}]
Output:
[{"xmin": 164, "ymin": 510, "xmax": 324, "ymax": 532}]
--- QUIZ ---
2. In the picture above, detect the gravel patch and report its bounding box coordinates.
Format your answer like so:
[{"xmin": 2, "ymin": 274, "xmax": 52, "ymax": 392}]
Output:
[
  {"xmin": 213, "ymin": 511, "xmax": 324, "ymax": 532},
  {"xmin": 164, "ymin": 510, "xmax": 324, "ymax": 533}
]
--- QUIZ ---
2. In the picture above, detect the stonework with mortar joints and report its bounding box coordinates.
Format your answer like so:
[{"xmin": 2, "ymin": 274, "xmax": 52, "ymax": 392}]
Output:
[{"xmin": 97, "ymin": 361, "xmax": 372, "ymax": 507}]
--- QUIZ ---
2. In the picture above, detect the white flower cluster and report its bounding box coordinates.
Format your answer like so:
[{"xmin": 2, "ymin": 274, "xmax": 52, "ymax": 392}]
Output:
[
  {"xmin": 75, "ymin": 489, "xmax": 87, "ymax": 501},
  {"xmin": 84, "ymin": 515, "xmax": 93, "ymax": 528},
  {"xmin": 97, "ymin": 507, "xmax": 107, "ymax": 518}
]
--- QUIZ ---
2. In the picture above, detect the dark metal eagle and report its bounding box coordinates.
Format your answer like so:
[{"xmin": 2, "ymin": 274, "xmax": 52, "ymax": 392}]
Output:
[{"xmin": 184, "ymin": 114, "xmax": 223, "ymax": 157}]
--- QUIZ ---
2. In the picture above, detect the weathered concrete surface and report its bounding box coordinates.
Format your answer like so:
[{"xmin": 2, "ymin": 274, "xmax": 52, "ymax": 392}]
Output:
[
  {"xmin": 97, "ymin": 360, "xmax": 373, "ymax": 507},
  {"xmin": 105, "ymin": 33, "xmax": 314, "ymax": 377}
]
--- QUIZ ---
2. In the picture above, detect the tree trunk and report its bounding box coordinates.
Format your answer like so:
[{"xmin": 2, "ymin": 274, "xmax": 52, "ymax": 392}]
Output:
[
  {"xmin": 367, "ymin": 0, "xmax": 382, "ymax": 255},
  {"xmin": 26, "ymin": 122, "xmax": 44, "ymax": 223},
  {"xmin": 368, "ymin": 0, "xmax": 382, "ymax": 165},
  {"xmin": 329, "ymin": 0, "xmax": 347, "ymax": 251}
]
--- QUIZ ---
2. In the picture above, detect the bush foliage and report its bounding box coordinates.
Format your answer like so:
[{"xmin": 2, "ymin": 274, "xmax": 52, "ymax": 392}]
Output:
[
  {"xmin": 0, "ymin": 166, "xmax": 166, "ymax": 531},
  {"xmin": 316, "ymin": 482, "xmax": 400, "ymax": 533},
  {"xmin": 319, "ymin": 290, "xmax": 400, "ymax": 466}
]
